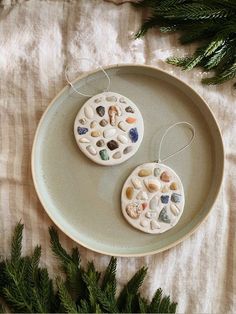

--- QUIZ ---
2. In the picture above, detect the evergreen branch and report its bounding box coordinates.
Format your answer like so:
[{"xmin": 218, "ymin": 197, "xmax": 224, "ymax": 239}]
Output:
[
  {"xmin": 57, "ymin": 280, "xmax": 78, "ymax": 313},
  {"xmin": 10, "ymin": 222, "xmax": 23, "ymax": 265},
  {"xmin": 136, "ymin": 0, "xmax": 236, "ymax": 87}
]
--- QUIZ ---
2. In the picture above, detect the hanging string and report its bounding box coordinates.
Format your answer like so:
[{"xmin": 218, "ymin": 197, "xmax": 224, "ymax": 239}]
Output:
[
  {"xmin": 65, "ymin": 57, "xmax": 111, "ymax": 97},
  {"xmin": 156, "ymin": 122, "xmax": 195, "ymax": 163}
]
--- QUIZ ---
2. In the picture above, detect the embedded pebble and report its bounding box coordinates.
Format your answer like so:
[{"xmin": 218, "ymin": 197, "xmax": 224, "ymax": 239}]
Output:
[
  {"xmin": 142, "ymin": 203, "xmax": 148, "ymax": 210},
  {"xmin": 96, "ymin": 106, "xmax": 105, "ymax": 117},
  {"xmin": 149, "ymin": 195, "xmax": 159, "ymax": 210},
  {"xmin": 162, "ymin": 186, "xmax": 169, "ymax": 193},
  {"xmin": 154, "ymin": 168, "xmax": 161, "ymax": 177},
  {"xmin": 84, "ymin": 106, "xmax": 94, "ymax": 119},
  {"xmin": 144, "ymin": 179, "xmax": 161, "ymax": 192},
  {"xmin": 158, "ymin": 207, "xmax": 171, "ymax": 223},
  {"xmin": 91, "ymin": 131, "xmax": 101, "ymax": 137},
  {"xmin": 118, "ymin": 121, "xmax": 128, "ymax": 132},
  {"xmin": 99, "ymin": 119, "xmax": 108, "ymax": 127},
  {"xmin": 119, "ymin": 97, "xmax": 126, "ymax": 103},
  {"xmin": 107, "ymin": 140, "xmax": 119, "ymax": 151},
  {"xmin": 170, "ymin": 182, "xmax": 178, "ymax": 190},
  {"xmin": 79, "ymin": 118, "xmax": 87, "ymax": 125},
  {"xmin": 106, "ymin": 95, "xmax": 117, "ymax": 102},
  {"xmin": 123, "ymin": 146, "xmax": 133, "ymax": 154},
  {"xmin": 131, "ymin": 177, "xmax": 142, "ymax": 189},
  {"xmin": 126, "ymin": 187, "xmax": 134, "ymax": 200},
  {"xmin": 140, "ymin": 219, "xmax": 149, "ymax": 227},
  {"xmin": 96, "ymin": 140, "xmax": 105, "ymax": 147},
  {"xmin": 99, "ymin": 149, "xmax": 109, "ymax": 160},
  {"xmin": 90, "ymin": 121, "xmax": 97, "ymax": 128},
  {"xmin": 115, "ymin": 105, "xmax": 122, "ymax": 116},
  {"xmin": 79, "ymin": 138, "xmax": 90, "ymax": 143},
  {"xmin": 94, "ymin": 98, "xmax": 102, "ymax": 103},
  {"xmin": 126, "ymin": 202, "xmax": 142, "ymax": 219},
  {"xmin": 125, "ymin": 106, "xmax": 134, "ymax": 113},
  {"xmin": 129, "ymin": 127, "xmax": 138, "ymax": 143},
  {"xmin": 113, "ymin": 151, "xmax": 122, "ymax": 159},
  {"xmin": 108, "ymin": 106, "xmax": 119, "ymax": 126},
  {"xmin": 117, "ymin": 134, "xmax": 129, "ymax": 144},
  {"xmin": 138, "ymin": 169, "xmax": 152, "ymax": 177},
  {"xmin": 103, "ymin": 128, "xmax": 116, "ymax": 138},
  {"xmin": 161, "ymin": 195, "xmax": 169, "ymax": 204},
  {"xmin": 145, "ymin": 211, "xmax": 157, "ymax": 219},
  {"xmin": 150, "ymin": 220, "xmax": 160, "ymax": 230},
  {"xmin": 170, "ymin": 204, "xmax": 180, "ymax": 216},
  {"xmin": 136, "ymin": 191, "xmax": 148, "ymax": 201},
  {"xmin": 86, "ymin": 145, "xmax": 97, "ymax": 155},
  {"xmin": 77, "ymin": 127, "xmax": 88, "ymax": 135},
  {"xmin": 126, "ymin": 117, "xmax": 136, "ymax": 124},
  {"xmin": 171, "ymin": 193, "xmax": 182, "ymax": 203},
  {"xmin": 160, "ymin": 171, "xmax": 171, "ymax": 182}
]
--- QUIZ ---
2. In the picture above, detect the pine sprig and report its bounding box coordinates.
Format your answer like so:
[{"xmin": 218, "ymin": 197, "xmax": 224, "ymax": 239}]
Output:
[
  {"xmin": 135, "ymin": 0, "xmax": 236, "ymax": 87},
  {"xmin": 0, "ymin": 223, "xmax": 178, "ymax": 313}
]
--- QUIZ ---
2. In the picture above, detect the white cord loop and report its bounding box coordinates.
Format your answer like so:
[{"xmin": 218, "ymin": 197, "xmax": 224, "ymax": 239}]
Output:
[
  {"xmin": 65, "ymin": 58, "xmax": 111, "ymax": 97},
  {"xmin": 156, "ymin": 122, "xmax": 195, "ymax": 163}
]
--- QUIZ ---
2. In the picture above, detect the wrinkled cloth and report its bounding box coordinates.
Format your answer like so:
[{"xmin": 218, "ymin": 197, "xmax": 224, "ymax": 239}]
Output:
[{"xmin": 0, "ymin": 0, "xmax": 235, "ymax": 313}]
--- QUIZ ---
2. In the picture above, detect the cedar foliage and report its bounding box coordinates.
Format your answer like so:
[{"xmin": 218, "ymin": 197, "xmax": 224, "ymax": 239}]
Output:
[
  {"xmin": 0, "ymin": 222, "xmax": 177, "ymax": 313},
  {"xmin": 135, "ymin": 0, "xmax": 236, "ymax": 87}
]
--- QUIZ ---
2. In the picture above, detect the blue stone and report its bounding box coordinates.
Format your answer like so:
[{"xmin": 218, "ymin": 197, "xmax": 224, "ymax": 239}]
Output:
[
  {"xmin": 77, "ymin": 126, "xmax": 88, "ymax": 135},
  {"xmin": 171, "ymin": 193, "xmax": 182, "ymax": 203},
  {"xmin": 161, "ymin": 195, "xmax": 169, "ymax": 204},
  {"xmin": 158, "ymin": 207, "xmax": 171, "ymax": 224},
  {"xmin": 129, "ymin": 127, "xmax": 138, "ymax": 143}
]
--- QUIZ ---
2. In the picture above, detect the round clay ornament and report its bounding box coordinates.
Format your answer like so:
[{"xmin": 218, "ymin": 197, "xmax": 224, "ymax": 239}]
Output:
[
  {"xmin": 74, "ymin": 92, "xmax": 144, "ymax": 165},
  {"xmin": 121, "ymin": 163, "xmax": 185, "ymax": 234},
  {"xmin": 121, "ymin": 122, "xmax": 195, "ymax": 234}
]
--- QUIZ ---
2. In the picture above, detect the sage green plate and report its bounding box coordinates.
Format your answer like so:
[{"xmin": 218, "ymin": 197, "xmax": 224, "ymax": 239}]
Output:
[{"xmin": 32, "ymin": 65, "xmax": 224, "ymax": 256}]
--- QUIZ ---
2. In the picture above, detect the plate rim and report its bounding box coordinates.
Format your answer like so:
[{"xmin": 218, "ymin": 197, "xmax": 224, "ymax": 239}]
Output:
[{"xmin": 31, "ymin": 64, "xmax": 225, "ymax": 257}]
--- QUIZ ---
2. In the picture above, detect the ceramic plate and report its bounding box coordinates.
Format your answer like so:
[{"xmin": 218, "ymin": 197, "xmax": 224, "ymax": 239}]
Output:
[{"xmin": 32, "ymin": 65, "xmax": 224, "ymax": 256}]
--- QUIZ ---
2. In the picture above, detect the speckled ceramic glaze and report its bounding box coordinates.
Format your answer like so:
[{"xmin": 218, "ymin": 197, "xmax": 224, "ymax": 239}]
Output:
[
  {"xmin": 74, "ymin": 92, "xmax": 144, "ymax": 165},
  {"xmin": 121, "ymin": 163, "xmax": 185, "ymax": 234}
]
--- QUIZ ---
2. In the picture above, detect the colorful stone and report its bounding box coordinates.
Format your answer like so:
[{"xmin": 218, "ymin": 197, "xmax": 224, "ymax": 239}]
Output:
[
  {"xmin": 125, "ymin": 106, "xmax": 134, "ymax": 113},
  {"xmin": 154, "ymin": 168, "xmax": 161, "ymax": 177},
  {"xmin": 79, "ymin": 118, "xmax": 87, "ymax": 125},
  {"xmin": 108, "ymin": 106, "xmax": 119, "ymax": 126},
  {"xmin": 149, "ymin": 195, "xmax": 159, "ymax": 210},
  {"xmin": 136, "ymin": 191, "xmax": 148, "ymax": 201},
  {"xmin": 106, "ymin": 95, "xmax": 117, "ymax": 102},
  {"xmin": 161, "ymin": 195, "xmax": 169, "ymax": 204},
  {"xmin": 129, "ymin": 127, "xmax": 138, "ymax": 143},
  {"xmin": 126, "ymin": 202, "xmax": 142, "ymax": 219},
  {"xmin": 126, "ymin": 187, "xmax": 134, "ymax": 200},
  {"xmin": 119, "ymin": 97, "xmax": 126, "ymax": 103},
  {"xmin": 99, "ymin": 119, "xmax": 108, "ymax": 127},
  {"xmin": 107, "ymin": 140, "xmax": 119, "ymax": 151},
  {"xmin": 96, "ymin": 140, "xmax": 105, "ymax": 147},
  {"xmin": 150, "ymin": 220, "xmax": 160, "ymax": 230},
  {"xmin": 84, "ymin": 106, "xmax": 94, "ymax": 119},
  {"xmin": 113, "ymin": 151, "xmax": 121, "ymax": 159},
  {"xmin": 138, "ymin": 169, "xmax": 152, "ymax": 177},
  {"xmin": 99, "ymin": 149, "xmax": 109, "ymax": 160},
  {"xmin": 77, "ymin": 127, "xmax": 88, "ymax": 135},
  {"xmin": 90, "ymin": 121, "xmax": 97, "ymax": 128},
  {"xmin": 162, "ymin": 186, "xmax": 169, "ymax": 193},
  {"xmin": 91, "ymin": 131, "xmax": 101, "ymax": 137},
  {"xmin": 144, "ymin": 179, "xmax": 161, "ymax": 192},
  {"xmin": 79, "ymin": 138, "xmax": 90, "ymax": 143},
  {"xmin": 142, "ymin": 203, "xmax": 148, "ymax": 210},
  {"xmin": 170, "ymin": 182, "xmax": 178, "ymax": 190},
  {"xmin": 160, "ymin": 171, "xmax": 171, "ymax": 182},
  {"xmin": 126, "ymin": 117, "xmax": 136, "ymax": 124},
  {"xmin": 94, "ymin": 97, "xmax": 102, "ymax": 103},
  {"xmin": 170, "ymin": 204, "xmax": 180, "ymax": 216},
  {"xmin": 96, "ymin": 106, "xmax": 105, "ymax": 117},
  {"xmin": 158, "ymin": 207, "xmax": 171, "ymax": 223},
  {"xmin": 86, "ymin": 145, "xmax": 97, "ymax": 155},
  {"xmin": 103, "ymin": 128, "xmax": 116, "ymax": 138},
  {"xmin": 123, "ymin": 146, "xmax": 132, "ymax": 154},
  {"xmin": 131, "ymin": 177, "xmax": 142, "ymax": 189},
  {"xmin": 118, "ymin": 121, "xmax": 128, "ymax": 132},
  {"xmin": 171, "ymin": 193, "xmax": 182, "ymax": 203},
  {"xmin": 140, "ymin": 219, "xmax": 149, "ymax": 227},
  {"xmin": 117, "ymin": 134, "xmax": 129, "ymax": 144}
]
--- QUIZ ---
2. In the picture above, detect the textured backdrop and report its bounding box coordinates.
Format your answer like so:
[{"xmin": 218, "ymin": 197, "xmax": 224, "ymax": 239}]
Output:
[{"xmin": 0, "ymin": 0, "xmax": 235, "ymax": 313}]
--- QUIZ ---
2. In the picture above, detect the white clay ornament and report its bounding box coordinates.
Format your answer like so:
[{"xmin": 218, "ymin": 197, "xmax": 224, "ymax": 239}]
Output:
[
  {"xmin": 74, "ymin": 92, "xmax": 144, "ymax": 165},
  {"xmin": 65, "ymin": 62, "xmax": 144, "ymax": 166},
  {"xmin": 121, "ymin": 122, "xmax": 195, "ymax": 234}
]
